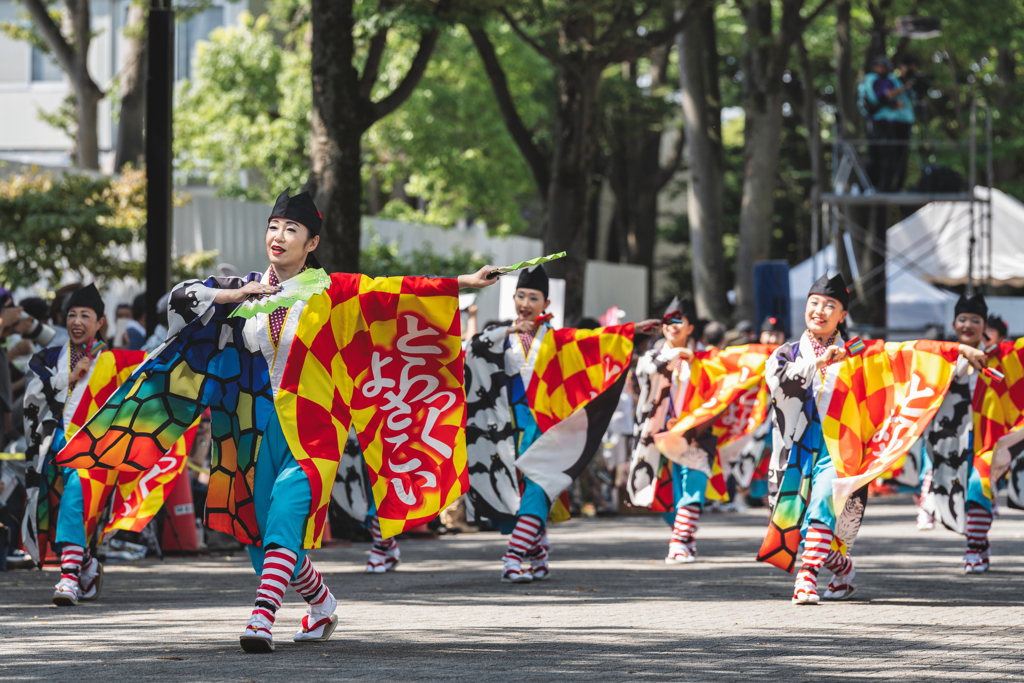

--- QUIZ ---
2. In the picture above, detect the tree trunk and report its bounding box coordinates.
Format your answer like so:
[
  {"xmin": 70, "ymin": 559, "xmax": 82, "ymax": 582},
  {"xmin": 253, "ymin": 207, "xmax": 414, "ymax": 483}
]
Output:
[
  {"xmin": 309, "ymin": 0, "xmax": 367, "ymax": 273},
  {"xmin": 833, "ymin": 1, "xmax": 858, "ymax": 140},
  {"xmin": 994, "ymin": 47, "xmax": 1018, "ymax": 184},
  {"xmin": 71, "ymin": 0, "xmax": 100, "ymax": 169},
  {"xmin": 115, "ymin": 3, "xmax": 147, "ymax": 172},
  {"xmin": 735, "ymin": 92, "xmax": 784, "ymax": 322},
  {"xmin": 678, "ymin": 8, "xmax": 727, "ymax": 321},
  {"xmin": 75, "ymin": 85, "xmax": 102, "ymax": 169},
  {"xmin": 545, "ymin": 62, "xmax": 602, "ymax": 321}
]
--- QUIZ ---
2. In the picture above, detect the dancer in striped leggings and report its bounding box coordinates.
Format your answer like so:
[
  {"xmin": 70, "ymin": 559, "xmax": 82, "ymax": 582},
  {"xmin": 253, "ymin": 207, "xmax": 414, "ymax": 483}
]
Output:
[
  {"xmin": 627, "ymin": 297, "xmax": 709, "ymax": 564},
  {"xmin": 56, "ymin": 189, "xmax": 495, "ymax": 652},
  {"xmin": 759, "ymin": 274, "xmax": 861, "ymax": 604},
  {"xmin": 463, "ymin": 265, "xmax": 649, "ymax": 583}
]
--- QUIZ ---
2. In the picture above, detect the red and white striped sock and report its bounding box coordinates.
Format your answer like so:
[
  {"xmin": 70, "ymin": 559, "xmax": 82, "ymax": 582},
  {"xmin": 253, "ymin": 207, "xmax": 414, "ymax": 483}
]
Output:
[
  {"xmin": 291, "ymin": 556, "xmax": 328, "ymax": 606},
  {"xmin": 503, "ymin": 515, "xmax": 542, "ymax": 563},
  {"xmin": 60, "ymin": 544, "xmax": 85, "ymax": 585},
  {"xmin": 669, "ymin": 504, "xmax": 700, "ymax": 554},
  {"xmin": 823, "ymin": 549, "xmax": 851, "ymax": 576},
  {"xmin": 368, "ymin": 516, "xmax": 396, "ymax": 551},
  {"xmin": 966, "ymin": 505, "xmax": 993, "ymax": 553},
  {"xmin": 252, "ymin": 546, "xmax": 298, "ymax": 630},
  {"xmin": 528, "ymin": 530, "xmax": 550, "ymax": 564},
  {"xmin": 920, "ymin": 469, "xmax": 933, "ymax": 497},
  {"xmin": 797, "ymin": 521, "xmax": 833, "ymax": 588}
]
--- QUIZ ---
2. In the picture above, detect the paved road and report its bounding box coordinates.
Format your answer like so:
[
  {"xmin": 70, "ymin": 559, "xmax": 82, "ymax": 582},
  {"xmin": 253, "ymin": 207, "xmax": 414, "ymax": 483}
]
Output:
[{"xmin": 3, "ymin": 496, "xmax": 1023, "ymax": 681}]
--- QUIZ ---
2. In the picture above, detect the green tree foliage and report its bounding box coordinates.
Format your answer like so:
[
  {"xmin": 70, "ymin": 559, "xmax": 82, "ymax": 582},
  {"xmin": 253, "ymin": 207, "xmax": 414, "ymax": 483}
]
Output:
[
  {"xmin": 368, "ymin": 23, "xmax": 554, "ymax": 235},
  {"xmin": 359, "ymin": 230, "xmax": 491, "ymax": 278},
  {"xmin": 0, "ymin": 170, "xmax": 146, "ymax": 289},
  {"xmin": 174, "ymin": 13, "xmax": 310, "ymax": 202},
  {"xmin": 0, "ymin": 168, "xmax": 218, "ymax": 289}
]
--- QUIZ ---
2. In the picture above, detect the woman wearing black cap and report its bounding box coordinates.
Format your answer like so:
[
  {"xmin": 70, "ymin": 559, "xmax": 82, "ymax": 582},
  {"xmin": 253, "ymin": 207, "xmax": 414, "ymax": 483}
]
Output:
[
  {"xmin": 627, "ymin": 296, "xmax": 715, "ymax": 564},
  {"xmin": 59, "ymin": 189, "xmax": 497, "ymax": 653},
  {"xmin": 463, "ymin": 264, "xmax": 657, "ymax": 583},
  {"xmin": 22, "ymin": 285, "xmax": 181, "ymax": 607},
  {"xmin": 917, "ymin": 294, "xmax": 1001, "ymax": 572},
  {"xmin": 759, "ymin": 274, "xmax": 986, "ymax": 604}
]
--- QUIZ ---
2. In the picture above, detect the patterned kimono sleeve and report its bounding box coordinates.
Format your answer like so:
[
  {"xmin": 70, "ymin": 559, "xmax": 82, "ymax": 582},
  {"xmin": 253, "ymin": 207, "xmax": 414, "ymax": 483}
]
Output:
[
  {"xmin": 165, "ymin": 273, "xmax": 261, "ymax": 338},
  {"xmin": 764, "ymin": 342, "xmax": 815, "ymax": 396},
  {"xmin": 23, "ymin": 348, "xmax": 64, "ymax": 453}
]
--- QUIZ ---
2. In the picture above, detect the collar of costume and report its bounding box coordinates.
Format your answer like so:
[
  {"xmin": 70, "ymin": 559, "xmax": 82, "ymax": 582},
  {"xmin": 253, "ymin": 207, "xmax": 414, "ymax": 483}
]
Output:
[
  {"xmin": 517, "ymin": 265, "xmax": 549, "ymax": 299},
  {"xmin": 808, "ymin": 273, "xmax": 849, "ymax": 309},
  {"xmin": 955, "ymin": 293, "xmax": 987, "ymax": 318},
  {"xmin": 67, "ymin": 284, "xmax": 105, "ymax": 317},
  {"xmin": 270, "ymin": 187, "xmax": 322, "ymax": 236}
]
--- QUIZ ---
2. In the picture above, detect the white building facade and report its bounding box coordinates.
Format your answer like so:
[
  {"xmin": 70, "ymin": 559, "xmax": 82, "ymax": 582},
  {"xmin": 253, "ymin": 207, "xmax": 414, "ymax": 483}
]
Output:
[{"xmin": 0, "ymin": 0, "xmax": 252, "ymax": 167}]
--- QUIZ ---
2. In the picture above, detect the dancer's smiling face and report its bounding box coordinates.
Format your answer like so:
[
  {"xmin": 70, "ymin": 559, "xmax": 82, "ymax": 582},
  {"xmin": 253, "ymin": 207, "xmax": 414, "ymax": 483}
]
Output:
[
  {"xmin": 953, "ymin": 312, "xmax": 985, "ymax": 347},
  {"xmin": 66, "ymin": 306, "xmax": 104, "ymax": 346},
  {"xmin": 805, "ymin": 294, "xmax": 846, "ymax": 338},
  {"xmin": 514, "ymin": 288, "xmax": 548, "ymax": 323},
  {"xmin": 266, "ymin": 218, "xmax": 319, "ymax": 274},
  {"xmin": 663, "ymin": 317, "xmax": 693, "ymax": 348}
]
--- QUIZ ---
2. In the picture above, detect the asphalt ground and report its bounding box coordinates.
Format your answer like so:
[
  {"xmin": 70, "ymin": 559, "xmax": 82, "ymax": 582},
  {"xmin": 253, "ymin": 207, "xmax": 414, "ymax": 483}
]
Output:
[{"xmin": 3, "ymin": 495, "xmax": 1023, "ymax": 682}]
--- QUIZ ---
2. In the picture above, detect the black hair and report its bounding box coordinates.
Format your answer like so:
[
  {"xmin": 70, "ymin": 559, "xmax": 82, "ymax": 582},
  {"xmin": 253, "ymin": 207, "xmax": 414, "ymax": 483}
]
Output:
[{"xmin": 132, "ymin": 292, "xmax": 146, "ymax": 321}]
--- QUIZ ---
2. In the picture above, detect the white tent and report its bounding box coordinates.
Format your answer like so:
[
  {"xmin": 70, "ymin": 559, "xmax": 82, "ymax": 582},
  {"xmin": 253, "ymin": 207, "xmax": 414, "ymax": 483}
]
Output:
[
  {"xmin": 789, "ymin": 244, "xmax": 956, "ymax": 338},
  {"xmin": 888, "ymin": 187, "xmax": 1024, "ymax": 288}
]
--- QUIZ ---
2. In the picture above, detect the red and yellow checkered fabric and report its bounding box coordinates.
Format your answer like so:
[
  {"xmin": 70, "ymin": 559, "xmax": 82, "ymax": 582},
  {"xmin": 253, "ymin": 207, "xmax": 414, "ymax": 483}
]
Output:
[
  {"xmin": 655, "ymin": 344, "xmax": 775, "ymax": 459},
  {"xmin": 526, "ymin": 324, "xmax": 635, "ymax": 434},
  {"xmin": 973, "ymin": 338, "xmax": 1024, "ymax": 499},
  {"xmin": 821, "ymin": 339, "xmax": 960, "ymax": 505},
  {"xmin": 276, "ymin": 273, "xmax": 467, "ymax": 542}
]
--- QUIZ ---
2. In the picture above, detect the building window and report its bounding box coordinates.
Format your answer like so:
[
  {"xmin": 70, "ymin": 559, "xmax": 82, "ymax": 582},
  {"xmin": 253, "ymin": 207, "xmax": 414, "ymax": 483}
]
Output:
[
  {"xmin": 31, "ymin": 47, "xmax": 63, "ymax": 82},
  {"xmin": 176, "ymin": 5, "xmax": 224, "ymax": 80}
]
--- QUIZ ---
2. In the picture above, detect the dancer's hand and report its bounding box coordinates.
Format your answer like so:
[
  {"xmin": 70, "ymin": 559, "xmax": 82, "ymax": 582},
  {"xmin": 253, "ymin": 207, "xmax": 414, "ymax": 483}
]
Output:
[
  {"xmin": 458, "ymin": 265, "xmax": 500, "ymax": 290},
  {"xmin": 959, "ymin": 344, "xmax": 987, "ymax": 371},
  {"xmin": 214, "ymin": 281, "xmax": 281, "ymax": 304},
  {"xmin": 815, "ymin": 345, "xmax": 847, "ymax": 370},
  {"xmin": 639, "ymin": 318, "xmax": 662, "ymax": 332},
  {"xmin": 506, "ymin": 319, "xmax": 538, "ymax": 336},
  {"xmin": 72, "ymin": 355, "xmax": 92, "ymax": 381}
]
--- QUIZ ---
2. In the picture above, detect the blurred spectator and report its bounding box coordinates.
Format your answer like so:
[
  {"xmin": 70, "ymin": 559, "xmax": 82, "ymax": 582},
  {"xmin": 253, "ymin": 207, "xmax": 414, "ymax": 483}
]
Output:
[
  {"xmin": 1, "ymin": 289, "xmax": 34, "ymax": 433},
  {"xmin": 986, "ymin": 315, "xmax": 1008, "ymax": 348},
  {"xmin": 759, "ymin": 316, "xmax": 787, "ymax": 345},
  {"xmin": 726, "ymin": 320, "xmax": 756, "ymax": 347},
  {"xmin": 858, "ymin": 55, "xmax": 916, "ymax": 192},
  {"xmin": 125, "ymin": 294, "xmax": 148, "ymax": 350},
  {"xmin": 703, "ymin": 321, "xmax": 726, "ymax": 349},
  {"xmin": 142, "ymin": 293, "xmax": 171, "ymax": 353}
]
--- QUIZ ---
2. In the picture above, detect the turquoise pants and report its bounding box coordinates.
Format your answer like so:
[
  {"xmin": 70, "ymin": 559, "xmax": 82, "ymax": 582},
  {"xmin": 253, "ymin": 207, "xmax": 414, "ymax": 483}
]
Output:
[
  {"xmin": 802, "ymin": 449, "xmax": 838, "ymax": 535},
  {"xmin": 498, "ymin": 478, "xmax": 549, "ymax": 534},
  {"xmin": 55, "ymin": 467, "xmax": 87, "ymax": 548},
  {"xmin": 246, "ymin": 412, "xmax": 312, "ymax": 578},
  {"xmin": 660, "ymin": 464, "xmax": 708, "ymax": 525}
]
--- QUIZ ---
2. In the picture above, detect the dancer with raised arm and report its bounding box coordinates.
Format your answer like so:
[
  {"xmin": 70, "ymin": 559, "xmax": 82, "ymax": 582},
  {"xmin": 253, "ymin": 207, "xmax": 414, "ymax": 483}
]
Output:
[
  {"xmin": 463, "ymin": 265, "xmax": 653, "ymax": 583},
  {"xmin": 58, "ymin": 189, "xmax": 496, "ymax": 652}
]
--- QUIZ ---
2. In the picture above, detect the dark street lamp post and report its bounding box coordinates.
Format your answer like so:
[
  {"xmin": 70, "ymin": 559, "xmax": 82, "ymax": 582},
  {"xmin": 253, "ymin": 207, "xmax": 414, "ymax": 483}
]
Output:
[{"xmin": 145, "ymin": 0, "xmax": 174, "ymax": 334}]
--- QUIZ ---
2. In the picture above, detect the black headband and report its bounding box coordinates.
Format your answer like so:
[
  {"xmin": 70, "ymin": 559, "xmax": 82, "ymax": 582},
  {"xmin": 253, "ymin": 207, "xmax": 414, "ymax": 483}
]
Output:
[
  {"xmin": 270, "ymin": 187, "xmax": 322, "ymax": 236},
  {"xmin": 808, "ymin": 272, "xmax": 849, "ymax": 309}
]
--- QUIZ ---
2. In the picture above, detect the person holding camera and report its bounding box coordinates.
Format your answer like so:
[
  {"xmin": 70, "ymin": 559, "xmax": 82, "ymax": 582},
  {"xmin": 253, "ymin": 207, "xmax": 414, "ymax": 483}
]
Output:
[{"xmin": 858, "ymin": 55, "xmax": 917, "ymax": 192}]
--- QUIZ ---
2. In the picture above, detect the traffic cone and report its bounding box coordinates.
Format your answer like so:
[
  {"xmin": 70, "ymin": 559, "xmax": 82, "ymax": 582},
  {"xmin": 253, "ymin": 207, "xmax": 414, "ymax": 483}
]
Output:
[{"xmin": 161, "ymin": 469, "xmax": 199, "ymax": 553}]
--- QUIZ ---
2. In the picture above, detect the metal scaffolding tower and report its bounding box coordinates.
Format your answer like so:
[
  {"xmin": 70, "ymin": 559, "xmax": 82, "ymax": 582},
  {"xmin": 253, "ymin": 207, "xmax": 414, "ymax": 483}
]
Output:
[{"xmin": 810, "ymin": 100, "xmax": 994, "ymax": 337}]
